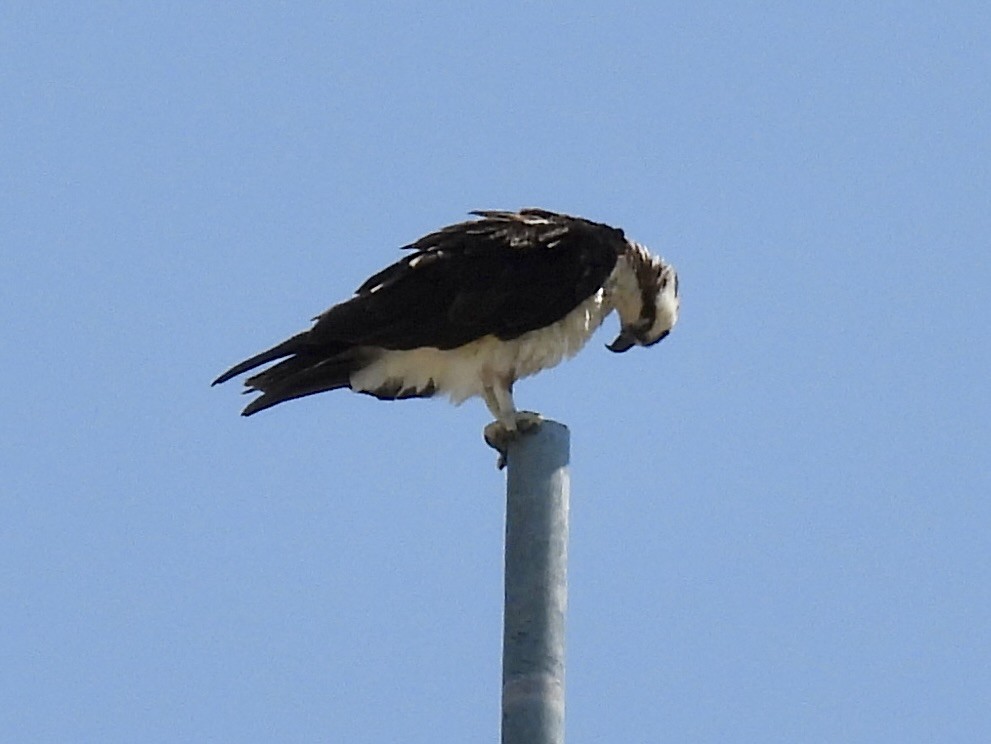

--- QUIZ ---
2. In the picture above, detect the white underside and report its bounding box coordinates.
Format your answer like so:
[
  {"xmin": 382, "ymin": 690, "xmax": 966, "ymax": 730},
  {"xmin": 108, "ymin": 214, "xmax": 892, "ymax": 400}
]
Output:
[{"xmin": 349, "ymin": 285, "xmax": 617, "ymax": 406}]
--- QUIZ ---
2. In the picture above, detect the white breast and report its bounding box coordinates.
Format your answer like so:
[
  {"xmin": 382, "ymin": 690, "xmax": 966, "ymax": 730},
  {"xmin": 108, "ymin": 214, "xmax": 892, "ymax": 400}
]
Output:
[{"xmin": 350, "ymin": 287, "xmax": 615, "ymax": 405}]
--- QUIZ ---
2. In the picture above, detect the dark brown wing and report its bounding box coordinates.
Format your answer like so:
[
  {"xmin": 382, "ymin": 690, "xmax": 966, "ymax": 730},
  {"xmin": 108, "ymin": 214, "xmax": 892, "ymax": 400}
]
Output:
[{"xmin": 305, "ymin": 209, "xmax": 624, "ymax": 350}]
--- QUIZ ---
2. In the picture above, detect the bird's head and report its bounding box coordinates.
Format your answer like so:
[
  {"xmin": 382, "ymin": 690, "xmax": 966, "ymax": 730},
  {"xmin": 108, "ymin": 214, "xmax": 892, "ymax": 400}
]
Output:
[{"xmin": 607, "ymin": 251, "xmax": 679, "ymax": 353}]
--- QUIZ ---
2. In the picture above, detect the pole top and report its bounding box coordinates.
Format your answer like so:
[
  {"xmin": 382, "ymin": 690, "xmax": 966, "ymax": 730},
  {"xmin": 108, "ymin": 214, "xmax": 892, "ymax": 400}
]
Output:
[{"xmin": 505, "ymin": 419, "xmax": 570, "ymax": 473}]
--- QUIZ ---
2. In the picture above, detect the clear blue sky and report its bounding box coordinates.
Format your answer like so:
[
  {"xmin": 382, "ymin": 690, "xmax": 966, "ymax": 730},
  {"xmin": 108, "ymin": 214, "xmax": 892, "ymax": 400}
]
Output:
[{"xmin": 3, "ymin": 3, "xmax": 989, "ymax": 742}]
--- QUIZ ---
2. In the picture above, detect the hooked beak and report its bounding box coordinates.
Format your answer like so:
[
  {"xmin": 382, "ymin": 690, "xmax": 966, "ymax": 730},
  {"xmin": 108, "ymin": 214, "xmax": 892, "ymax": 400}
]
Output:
[
  {"xmin": 606, "ymin": 330, "xmax": 636, "ymax": 353},
  {"xmin": 606, "ymin": 328, "xmax": 670, "ymax": 353}
]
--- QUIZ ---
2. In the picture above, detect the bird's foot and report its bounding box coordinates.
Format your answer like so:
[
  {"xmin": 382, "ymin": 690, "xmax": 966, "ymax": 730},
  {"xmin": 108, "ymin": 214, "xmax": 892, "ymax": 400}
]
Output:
[{"xmin": 483, "ymin": 411, "xmax": 544, "ymax": 469}]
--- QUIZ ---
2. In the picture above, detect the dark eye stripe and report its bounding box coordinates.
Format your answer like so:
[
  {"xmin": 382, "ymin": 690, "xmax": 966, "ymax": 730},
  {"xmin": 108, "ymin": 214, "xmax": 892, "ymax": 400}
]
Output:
[{"xmin": 644, "ymin": 330, "xmax": 670, "ymax": 347}]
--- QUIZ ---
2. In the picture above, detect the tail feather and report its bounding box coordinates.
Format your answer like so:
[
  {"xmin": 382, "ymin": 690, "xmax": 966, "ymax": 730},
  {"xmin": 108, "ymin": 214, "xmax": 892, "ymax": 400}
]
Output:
[
  {"xmin": 214, "ymin": 330, "xmax": 362, "ymax": 415},
  {"xmin": 240, "ymin": 357, "xmax": 357, "ymax": 416},
  {"xmin": 242, "ymin": 353, "xmax": 321, "ymax": 391},
  {"xmin": 212, "ymin": 333, "xmax": 310, "ymax": 386}
]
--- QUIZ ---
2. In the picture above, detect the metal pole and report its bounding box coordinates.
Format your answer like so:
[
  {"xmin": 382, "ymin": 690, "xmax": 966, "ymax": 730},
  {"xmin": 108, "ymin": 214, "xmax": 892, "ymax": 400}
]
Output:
[{"xmin": 501, "ymin": 420, "xmax": 570, "ymax": 744}]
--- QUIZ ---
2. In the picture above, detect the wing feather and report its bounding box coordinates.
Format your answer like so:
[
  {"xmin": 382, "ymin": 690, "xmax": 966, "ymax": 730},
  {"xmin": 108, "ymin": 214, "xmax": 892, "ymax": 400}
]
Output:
[{"xmin": 310, "ymin": 210, "xmax": 624, "ymax": 350}]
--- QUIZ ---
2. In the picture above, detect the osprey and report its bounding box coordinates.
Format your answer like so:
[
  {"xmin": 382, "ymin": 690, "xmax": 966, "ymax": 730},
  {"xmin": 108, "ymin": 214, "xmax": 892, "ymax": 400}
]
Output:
[{"xmin": 213, "ymin": 209, "xmax": 679, "ymax": 465}]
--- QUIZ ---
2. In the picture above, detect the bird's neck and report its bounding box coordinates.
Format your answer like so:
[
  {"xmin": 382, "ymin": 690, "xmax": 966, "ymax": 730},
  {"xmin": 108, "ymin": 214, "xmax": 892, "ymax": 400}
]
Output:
[{"xmin": 607, "ymin": 251, "xmax": 649, "ymax": 327}]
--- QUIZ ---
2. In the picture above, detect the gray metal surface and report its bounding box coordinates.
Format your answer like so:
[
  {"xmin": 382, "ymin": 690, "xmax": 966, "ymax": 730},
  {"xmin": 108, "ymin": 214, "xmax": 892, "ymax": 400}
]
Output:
[{"xmin": 501, "ymin": 420, "xmax": 570, "ymax": 744}]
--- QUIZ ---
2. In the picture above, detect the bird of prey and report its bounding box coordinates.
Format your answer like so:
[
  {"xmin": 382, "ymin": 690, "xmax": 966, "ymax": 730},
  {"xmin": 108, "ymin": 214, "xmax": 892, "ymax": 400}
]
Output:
[{"xmin": 213, "ymin": 208, "xmax": 679, "ymax": 466}]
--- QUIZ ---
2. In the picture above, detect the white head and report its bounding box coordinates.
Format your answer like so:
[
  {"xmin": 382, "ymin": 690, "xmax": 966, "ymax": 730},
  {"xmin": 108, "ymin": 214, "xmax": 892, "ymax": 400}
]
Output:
[{"xmin": 606, "ymin": 249, "xmax": 680, "ymax": 353}]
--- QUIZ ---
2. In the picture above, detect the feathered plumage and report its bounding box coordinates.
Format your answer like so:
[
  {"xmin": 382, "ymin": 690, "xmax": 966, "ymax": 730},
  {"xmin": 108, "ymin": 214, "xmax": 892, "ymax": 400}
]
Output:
[{"xmin": 213, "ymin": 209, "xmax": 679, "ymax": 441}]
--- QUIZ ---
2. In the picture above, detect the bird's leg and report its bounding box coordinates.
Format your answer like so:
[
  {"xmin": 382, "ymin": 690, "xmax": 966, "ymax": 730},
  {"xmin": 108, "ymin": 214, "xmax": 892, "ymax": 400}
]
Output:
[
  {"xmin": 482, "ymin": 381, "xmax": 543, "ymax": 469},
  {"xmin": 483, "ymin": 385, "xmax": 514, "ymax": 469}
]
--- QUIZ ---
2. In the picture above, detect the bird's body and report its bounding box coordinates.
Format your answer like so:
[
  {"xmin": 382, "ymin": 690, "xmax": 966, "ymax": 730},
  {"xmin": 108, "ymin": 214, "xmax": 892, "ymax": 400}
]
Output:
[
  {"xmin": 213, "ymin": 209, "xmax": 679, "ymax": 458},
  {"xmin": 350, "ymin": 288, "xmax": 612, "ymax": 406}
]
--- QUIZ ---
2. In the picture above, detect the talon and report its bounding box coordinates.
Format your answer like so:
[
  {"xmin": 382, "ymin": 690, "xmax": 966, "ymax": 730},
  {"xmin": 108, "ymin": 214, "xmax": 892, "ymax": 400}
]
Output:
[
  {"xmin": 483, "ymin": 413, "xmax": 544, "ymax": 469},
  {"xmin": 484, "ymin": 421, "xmax": 513, "ymax": 469},
  {"xmin": 514, "ymin": 411, "xmax": 544, "ymax": 434}
]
